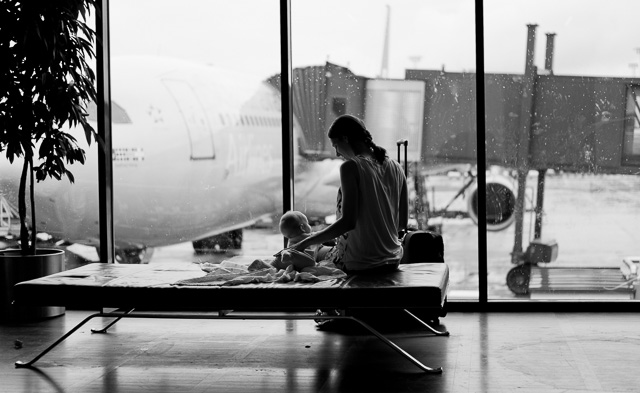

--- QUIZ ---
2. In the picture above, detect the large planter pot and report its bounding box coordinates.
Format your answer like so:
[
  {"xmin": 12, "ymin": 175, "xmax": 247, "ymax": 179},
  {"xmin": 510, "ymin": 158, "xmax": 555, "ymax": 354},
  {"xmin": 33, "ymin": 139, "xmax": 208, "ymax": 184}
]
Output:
[{"xmin": 0, "ymin": 248, "xmax": 66, "ymax": 321}]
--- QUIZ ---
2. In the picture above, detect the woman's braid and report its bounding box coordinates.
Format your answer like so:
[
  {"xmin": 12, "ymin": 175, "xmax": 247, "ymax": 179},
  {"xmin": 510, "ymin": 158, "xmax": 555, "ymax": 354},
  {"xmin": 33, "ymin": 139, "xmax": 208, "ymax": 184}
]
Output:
[{"xmin": 363, "ymin": 129, "xmax": 387, "ymax": 164}]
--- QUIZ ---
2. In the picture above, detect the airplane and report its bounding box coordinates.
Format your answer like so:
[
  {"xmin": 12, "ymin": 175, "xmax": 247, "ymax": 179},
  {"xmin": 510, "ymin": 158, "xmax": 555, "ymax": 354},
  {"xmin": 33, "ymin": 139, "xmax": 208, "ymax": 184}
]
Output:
[{"xmin": 0, "ymin": 55, "xmax": 341, "ymax": 263}]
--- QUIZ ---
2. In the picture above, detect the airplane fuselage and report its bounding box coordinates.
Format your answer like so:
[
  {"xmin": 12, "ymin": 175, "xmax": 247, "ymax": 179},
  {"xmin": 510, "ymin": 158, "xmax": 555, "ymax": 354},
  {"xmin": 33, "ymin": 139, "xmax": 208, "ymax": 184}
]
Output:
[{"xmin": 0, "ymin": 56, "xmax": 338, "ymax": 249}]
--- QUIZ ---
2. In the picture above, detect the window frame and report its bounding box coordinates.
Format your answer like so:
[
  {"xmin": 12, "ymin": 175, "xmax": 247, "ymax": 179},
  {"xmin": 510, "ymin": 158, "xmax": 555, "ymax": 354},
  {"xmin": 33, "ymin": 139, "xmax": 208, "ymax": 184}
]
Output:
[{"xmin": 92, "ymin": 0, "xmax": 640, "ymax": 311}]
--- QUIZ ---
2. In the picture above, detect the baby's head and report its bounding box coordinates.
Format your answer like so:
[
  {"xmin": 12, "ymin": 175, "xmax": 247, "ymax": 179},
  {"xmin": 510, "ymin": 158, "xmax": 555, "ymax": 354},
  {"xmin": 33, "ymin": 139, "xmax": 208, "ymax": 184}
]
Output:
[{"xmin": 279, "ymin": 211, "xmax": 311, "ymax": 239}]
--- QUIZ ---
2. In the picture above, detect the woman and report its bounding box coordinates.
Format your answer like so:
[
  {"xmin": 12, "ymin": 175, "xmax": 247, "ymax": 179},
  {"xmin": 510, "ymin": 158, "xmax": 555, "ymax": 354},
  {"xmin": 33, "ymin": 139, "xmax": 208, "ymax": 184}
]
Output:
[{"xmin": 292, "ymin": 114, "xmax": 408, "ymax": 274}]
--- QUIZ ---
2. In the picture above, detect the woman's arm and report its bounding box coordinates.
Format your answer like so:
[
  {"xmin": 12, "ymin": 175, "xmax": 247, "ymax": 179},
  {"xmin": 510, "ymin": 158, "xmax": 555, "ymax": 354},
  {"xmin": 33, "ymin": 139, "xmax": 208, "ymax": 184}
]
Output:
[{"xmin": 292, "ymin": 160, "xmax": 359, "ymax": 251}]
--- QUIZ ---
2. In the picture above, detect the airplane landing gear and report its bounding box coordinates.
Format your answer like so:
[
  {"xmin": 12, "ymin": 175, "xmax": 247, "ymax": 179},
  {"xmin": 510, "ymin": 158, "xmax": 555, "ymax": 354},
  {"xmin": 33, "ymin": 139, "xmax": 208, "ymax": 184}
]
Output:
[
  {"xmin": 114, "ymin": 246, "xmax": 154, "ymax": 264},
  {"xmin": 192, "ymin": 229, "xmax": 243, "ymax": 254},
  {"xmin": 506, "ymin": 263, "xmax": 531, "ymax": 295}
]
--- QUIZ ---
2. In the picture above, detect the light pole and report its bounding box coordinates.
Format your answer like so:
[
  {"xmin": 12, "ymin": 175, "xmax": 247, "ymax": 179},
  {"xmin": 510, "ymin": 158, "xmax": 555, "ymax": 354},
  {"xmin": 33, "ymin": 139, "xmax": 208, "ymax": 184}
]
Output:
[{"xmin": 630, "ymin": 62, "xmax": 638, "ymax": 77}]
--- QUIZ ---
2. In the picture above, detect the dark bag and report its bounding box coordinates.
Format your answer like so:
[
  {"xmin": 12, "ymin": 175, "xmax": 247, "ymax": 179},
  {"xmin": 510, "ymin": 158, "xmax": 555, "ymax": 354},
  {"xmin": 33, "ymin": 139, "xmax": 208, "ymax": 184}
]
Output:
[{"xmin": 400, "ymin": 230, "xmax": 445, "ymax": 264}]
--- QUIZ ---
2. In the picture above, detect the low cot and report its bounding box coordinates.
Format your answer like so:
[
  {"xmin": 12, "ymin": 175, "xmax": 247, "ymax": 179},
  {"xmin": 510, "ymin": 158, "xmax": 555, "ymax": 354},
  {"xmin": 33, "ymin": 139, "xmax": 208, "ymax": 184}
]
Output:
[{"xmin": 12, "ymin": 258, "xmax": 450, "ymax": 373}]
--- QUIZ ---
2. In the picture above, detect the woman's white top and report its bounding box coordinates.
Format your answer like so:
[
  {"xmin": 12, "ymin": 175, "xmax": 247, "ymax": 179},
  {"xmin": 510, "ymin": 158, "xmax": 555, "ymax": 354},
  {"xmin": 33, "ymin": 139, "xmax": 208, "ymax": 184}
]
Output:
[{"xmin": 330, "ymin": 155, "xmax": 405, "ymax": 271}]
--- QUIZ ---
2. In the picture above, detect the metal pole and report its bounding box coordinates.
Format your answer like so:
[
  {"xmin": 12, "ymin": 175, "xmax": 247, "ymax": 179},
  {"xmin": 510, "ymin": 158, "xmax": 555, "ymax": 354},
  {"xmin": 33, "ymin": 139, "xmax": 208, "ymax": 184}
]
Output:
[
  {"xmin": 512, "ymin": 24, "xmax": 538, "ymax": 263},
  {"xmin": 280, "ymin": 0, "xmax": 294, "ymax": 248},
  {"xmin": 474, "ymin": 0, "xmax": 488, "ymax": 304},
  {"xmin": 96, "ymin": 0, "xmax": 114, "ymax": 263},
  {"xmin": 379, "ymin": 5, "xmax": 391, "ymax": 78},
  {"xmin": 534, "ymin": 33, "xmax": 555, "ymax": 239},
  {"xmin": 534, "ymin": 169, "xmax": 547, "ymax": 239}
]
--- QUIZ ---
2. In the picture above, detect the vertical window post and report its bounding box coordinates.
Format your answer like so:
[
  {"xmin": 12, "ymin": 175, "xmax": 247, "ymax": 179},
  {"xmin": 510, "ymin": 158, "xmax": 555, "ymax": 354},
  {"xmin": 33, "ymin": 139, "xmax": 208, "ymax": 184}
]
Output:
[
  {"xmin": 280, "ymin": 0, "xmax": 294, "ymax": 247},
  {"xmin": 475, "ymin": 0, "xmax": 488, "ymax": 304},
  {"xmin": 96, "ymin": 0, "xmax": 115, "ymax": 263}
]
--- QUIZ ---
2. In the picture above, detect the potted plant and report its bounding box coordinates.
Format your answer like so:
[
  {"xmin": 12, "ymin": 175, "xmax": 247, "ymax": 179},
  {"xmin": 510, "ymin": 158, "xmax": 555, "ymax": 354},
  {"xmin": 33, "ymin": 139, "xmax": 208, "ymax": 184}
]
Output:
[{"xmin": 0, "ymin": 0, "xmax": 99, "ymax": 320}]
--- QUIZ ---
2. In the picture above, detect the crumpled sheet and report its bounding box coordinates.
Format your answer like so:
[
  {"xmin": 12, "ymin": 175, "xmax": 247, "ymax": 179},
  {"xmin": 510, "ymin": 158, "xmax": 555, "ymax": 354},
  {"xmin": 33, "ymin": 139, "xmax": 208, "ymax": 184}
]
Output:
[{"xmin": 173, "ymin": 258, "xmax": 346, "ymax": 286}]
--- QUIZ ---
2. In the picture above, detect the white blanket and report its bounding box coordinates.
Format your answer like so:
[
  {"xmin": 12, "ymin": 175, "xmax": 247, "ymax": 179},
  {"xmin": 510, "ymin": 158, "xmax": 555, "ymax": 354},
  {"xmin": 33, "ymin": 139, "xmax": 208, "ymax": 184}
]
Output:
[{"xmin": 173, "ymin": 259, "xmax": 346, "ymax": 286}]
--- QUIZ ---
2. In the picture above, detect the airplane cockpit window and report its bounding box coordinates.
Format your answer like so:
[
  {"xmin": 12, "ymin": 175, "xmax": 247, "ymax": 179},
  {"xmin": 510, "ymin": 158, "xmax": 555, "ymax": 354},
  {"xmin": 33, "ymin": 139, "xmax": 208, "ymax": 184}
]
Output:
[
  {"xmin": 86, "ymin": 100, "xmax": 132, "ymax": 124},
  {"xmin": 623, "ymin": 86, "xmax": 640, "ymax": 165}
]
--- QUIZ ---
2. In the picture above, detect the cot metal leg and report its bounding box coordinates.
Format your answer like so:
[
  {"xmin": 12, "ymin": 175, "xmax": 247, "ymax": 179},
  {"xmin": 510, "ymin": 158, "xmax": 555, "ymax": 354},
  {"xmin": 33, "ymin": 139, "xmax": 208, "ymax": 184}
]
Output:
[
  {"xmin": 15, "ymin": 311, "xmax": 445, "ymax": 373},
  {"xmin": 91, "ymin": 308, "xmax": 135, "ymax": 333},
  {"xmin": 403, "ymin": 309, "xmax": 450, "ymax": 336},
  {"xmin": 15, "ymin": 312, "xmax": 103, "ymax": 368},
  {"xmin": 343, "ymin": 315, "xmax": 444, "ymax": 374}
]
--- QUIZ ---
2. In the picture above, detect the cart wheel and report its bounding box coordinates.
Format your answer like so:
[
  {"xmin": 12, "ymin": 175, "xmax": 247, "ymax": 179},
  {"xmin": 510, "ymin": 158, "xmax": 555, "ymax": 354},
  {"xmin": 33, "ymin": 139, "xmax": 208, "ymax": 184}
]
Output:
[{"xmin": 506, "ymin": 264, "xmax": 531, "ymax": 295}]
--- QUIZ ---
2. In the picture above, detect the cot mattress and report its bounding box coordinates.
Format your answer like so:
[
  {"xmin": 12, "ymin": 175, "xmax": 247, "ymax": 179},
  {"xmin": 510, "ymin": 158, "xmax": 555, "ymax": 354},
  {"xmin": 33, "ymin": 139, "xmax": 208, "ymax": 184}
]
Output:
[{"xmin": 13, "ymin": 260, "xmax": 449, "ymax": 311}]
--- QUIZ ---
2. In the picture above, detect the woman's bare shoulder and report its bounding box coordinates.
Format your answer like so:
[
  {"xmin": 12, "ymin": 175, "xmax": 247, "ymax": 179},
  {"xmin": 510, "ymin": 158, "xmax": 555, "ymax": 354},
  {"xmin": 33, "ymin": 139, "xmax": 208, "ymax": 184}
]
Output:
[
  {"xmin": 340, "ymin": 160, "xmax": 359, "ymax": 182},
  {"xmin": 340, "ymin": 159, "xmax": 358, "ymax": 172}
]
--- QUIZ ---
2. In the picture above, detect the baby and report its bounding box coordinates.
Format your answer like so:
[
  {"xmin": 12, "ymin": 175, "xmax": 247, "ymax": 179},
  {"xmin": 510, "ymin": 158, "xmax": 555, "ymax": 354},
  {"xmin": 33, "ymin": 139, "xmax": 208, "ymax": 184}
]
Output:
[
  {"xmin": 271, "ymin": 211, "xmax": 317, "ymax": 271},
  {"xmin": 280, "ymin": 210, "xmax": 312, "ymax": 247}
]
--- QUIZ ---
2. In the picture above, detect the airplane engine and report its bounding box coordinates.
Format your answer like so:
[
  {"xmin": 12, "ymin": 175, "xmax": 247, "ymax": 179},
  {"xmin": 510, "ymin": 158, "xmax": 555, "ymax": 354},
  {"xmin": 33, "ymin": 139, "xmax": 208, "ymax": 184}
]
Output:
[
  {"xmin": 466, "ymin": 175, "xmax": 517, "ymax": 231},
  {"xmin": 192, "ymin": 229, "xmax": 243, "ymax": 254}
]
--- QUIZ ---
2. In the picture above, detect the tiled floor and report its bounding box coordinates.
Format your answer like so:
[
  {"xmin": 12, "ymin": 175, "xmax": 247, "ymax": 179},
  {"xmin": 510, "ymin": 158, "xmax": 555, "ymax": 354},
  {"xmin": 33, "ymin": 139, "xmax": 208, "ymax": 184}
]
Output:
[{"xmin": 2, "ymin": 310, "xmax": 639, "ymax": 392}]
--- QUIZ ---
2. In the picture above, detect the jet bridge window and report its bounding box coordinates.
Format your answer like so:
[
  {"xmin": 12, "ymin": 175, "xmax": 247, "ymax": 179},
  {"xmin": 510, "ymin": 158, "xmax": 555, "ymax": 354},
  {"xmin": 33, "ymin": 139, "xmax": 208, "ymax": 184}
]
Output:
[{"xmin": 623, "ymin": 86, "xmax": 640, "ymax": 165}]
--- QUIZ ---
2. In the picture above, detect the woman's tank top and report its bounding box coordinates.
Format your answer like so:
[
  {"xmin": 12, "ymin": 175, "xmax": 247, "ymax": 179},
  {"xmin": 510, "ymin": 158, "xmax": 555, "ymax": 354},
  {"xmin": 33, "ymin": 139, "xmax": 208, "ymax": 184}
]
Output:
[{"xmin": 328, "ymin": 155, "xmax": 405, "ymax": 271}]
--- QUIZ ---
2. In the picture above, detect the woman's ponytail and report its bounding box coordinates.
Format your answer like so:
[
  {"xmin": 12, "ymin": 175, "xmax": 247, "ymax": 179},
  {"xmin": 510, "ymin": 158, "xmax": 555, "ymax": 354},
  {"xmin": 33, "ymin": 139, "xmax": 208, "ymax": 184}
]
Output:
[
  {"xmin": 363, "ymin": 129, "xmax": 387, "ymax": 164},
  {"xmin": 371, "ymin": 144, "xmax": 387, "ymax": 164}
]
